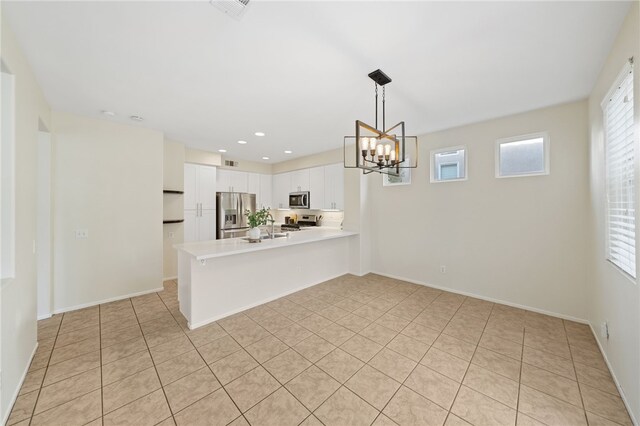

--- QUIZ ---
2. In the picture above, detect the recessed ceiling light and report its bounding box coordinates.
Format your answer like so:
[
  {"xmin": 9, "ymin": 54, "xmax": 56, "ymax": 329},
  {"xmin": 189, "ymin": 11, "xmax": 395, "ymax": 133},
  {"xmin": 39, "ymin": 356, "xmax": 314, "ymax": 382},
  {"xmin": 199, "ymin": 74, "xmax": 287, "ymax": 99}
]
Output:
[
  {"xmin": 284, "ymin": 150, "xmax": 292, "ymax": 154},
  {"xmin": 237, "ymin": 140, "xmax": 247, "ymax": 144},
  {"xmin": 101, "ymin": 110, "xmax": 116, "ymax": 117},
  {"xmin": 130, "ymin": 115, "xmax": 143, "ymax": 122},
  {"xmin": 262, "ymin": 156, "xmax": 269, "ymax": 160},
  {"xmin": 218, "ymin": 149, "xmax": 227, "ymax": 153},
  {"xmin": 255, "ymin": 132, "xmax": 265, "ymax": 137}
]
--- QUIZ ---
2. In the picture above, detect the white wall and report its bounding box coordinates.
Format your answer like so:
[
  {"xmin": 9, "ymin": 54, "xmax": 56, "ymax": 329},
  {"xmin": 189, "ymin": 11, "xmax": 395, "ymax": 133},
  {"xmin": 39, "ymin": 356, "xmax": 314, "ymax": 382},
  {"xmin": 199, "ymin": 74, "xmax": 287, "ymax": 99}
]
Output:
[
  {"xmin": 51, "ymin": 111, "xmax": 164, "ymax": 311},
  {"xmin": 0, "ymin": 13, "xmax": 51, "ymax": 423},
  {"xmin": 369, "ymin": 100, "xmax": 591, "ymax": 321},
  {"xmin": 163, "ymin": 139, "xmax": 185, "ymax": 280},
  {"xmin": 587, "ymin": 3, "xmax": 639, "ymax": 421}
]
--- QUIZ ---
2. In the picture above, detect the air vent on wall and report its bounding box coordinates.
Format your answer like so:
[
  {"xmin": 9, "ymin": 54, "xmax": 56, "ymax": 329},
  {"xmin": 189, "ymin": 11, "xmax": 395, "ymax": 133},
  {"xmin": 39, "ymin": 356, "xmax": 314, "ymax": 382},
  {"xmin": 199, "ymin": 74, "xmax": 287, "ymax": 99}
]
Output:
[
  {"xmin": 225, "ymin": 160, "xmax": 240, "ymax": 167},
  {"xmin": 210, "ymin": 0, "xmax": 250, "ymax": 20}
]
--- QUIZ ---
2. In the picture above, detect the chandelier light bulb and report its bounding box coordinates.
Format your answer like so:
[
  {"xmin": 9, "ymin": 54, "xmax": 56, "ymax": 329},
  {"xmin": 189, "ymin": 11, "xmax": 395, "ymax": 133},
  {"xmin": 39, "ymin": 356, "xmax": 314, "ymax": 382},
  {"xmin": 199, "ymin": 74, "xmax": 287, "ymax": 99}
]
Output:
[
  {"xmin": 389, "ymin": 149, "xmax": 396, "ymax": 162},
  {"xmin": 361, "ymin": 137, "xmax": 369, "ymax": 152},
  {"xmin": 384, "ymin": 144, "xmax": 391, "ymax": 155}
]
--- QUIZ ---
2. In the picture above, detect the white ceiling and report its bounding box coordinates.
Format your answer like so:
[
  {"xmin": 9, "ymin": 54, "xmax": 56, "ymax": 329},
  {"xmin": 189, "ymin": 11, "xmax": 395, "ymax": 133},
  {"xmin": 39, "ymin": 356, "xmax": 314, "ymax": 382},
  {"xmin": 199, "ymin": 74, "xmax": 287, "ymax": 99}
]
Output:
[{"xmin": 3, "ymin": 1, "xmax": 632, "ymax": 163}]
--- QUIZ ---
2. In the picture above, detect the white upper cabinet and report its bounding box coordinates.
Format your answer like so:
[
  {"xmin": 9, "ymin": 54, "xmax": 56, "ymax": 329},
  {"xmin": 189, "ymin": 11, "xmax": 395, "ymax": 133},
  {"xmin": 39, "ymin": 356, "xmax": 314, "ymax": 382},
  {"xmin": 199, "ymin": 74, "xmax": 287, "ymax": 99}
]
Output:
[
  {"xmin": 272, "ymin": 172, "xmax": 291, "ymax": 209},
  {"xmin": 198, "ymin": 166, "xmax": 217, "ymax": 210},
  {"xmin": 247, "ymin": 173, "xmax": 260, "ymax": 197},
  {"xmin": 271, "ymin": 164, "xmax": 344, "ymax": 211},
  {"xmin": 259, "ymin": 174, "xmax": 273, "ymax": 209},
  {"xmin": 324, "ymin": 163, "xmax": 344, "ymax": 210},
  {"xmin": 309, "ymin": 167, "xmax": 325, "ymax": 210},
  {"xmin": 217, "ymin": 169, "xmax": 248, "ymax": 193},
  {"xmin": 184, "ymin": 163, "xmax": 198, "ymax": 211},
  {"xmin": 290, "ymin": 169, "xmax": 310, "ymax": 192}
]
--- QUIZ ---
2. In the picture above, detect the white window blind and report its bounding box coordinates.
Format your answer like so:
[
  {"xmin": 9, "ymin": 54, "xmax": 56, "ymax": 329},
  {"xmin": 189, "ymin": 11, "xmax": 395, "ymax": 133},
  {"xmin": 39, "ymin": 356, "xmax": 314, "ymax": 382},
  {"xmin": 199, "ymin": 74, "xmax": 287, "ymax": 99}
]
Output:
[{"xmin": 604, "ymin": 59, "xmax": 635, "ymax": 278}]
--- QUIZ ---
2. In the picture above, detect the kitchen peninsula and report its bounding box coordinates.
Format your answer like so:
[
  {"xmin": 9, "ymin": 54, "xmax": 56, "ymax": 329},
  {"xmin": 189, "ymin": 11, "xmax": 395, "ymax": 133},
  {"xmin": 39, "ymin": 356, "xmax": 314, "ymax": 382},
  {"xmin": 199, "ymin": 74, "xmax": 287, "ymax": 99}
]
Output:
[{"xmin": 174, "ymin": 228, "xmax": 357, "ymax": 329}]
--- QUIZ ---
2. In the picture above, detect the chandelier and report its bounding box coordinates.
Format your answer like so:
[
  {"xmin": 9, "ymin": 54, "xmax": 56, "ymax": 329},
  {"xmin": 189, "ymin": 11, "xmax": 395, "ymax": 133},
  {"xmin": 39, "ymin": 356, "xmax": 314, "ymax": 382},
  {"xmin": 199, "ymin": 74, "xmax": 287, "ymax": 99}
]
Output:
[{"xmin": 344, "ymin": 69, "xmax": 418, "ymax": 176}]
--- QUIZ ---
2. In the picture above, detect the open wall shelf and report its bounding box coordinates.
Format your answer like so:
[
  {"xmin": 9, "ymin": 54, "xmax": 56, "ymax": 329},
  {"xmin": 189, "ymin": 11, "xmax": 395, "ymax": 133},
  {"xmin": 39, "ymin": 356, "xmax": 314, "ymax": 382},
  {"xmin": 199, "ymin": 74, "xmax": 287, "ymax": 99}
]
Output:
[
  {"xmin": 163, "ymin": 190, "xmax": 184, "ymax": 194},
  {"xmin": 163, "ymin": 219, "xmax": 184, "ymax": 224}
]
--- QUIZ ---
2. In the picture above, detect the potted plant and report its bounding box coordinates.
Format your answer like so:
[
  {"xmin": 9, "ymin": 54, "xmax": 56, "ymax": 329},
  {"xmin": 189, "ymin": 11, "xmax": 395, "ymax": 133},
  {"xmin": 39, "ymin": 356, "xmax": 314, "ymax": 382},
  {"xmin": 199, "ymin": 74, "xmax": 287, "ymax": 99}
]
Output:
[{"xmin": 245, "ymin": 207, "xmax": 271, "ymax": 240}]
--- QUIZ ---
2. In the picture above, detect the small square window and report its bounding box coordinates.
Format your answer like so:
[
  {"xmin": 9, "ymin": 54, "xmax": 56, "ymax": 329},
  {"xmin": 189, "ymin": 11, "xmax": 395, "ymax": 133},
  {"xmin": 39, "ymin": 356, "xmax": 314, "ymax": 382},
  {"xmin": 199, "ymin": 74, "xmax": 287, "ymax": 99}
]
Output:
[
  {"xmin": 496, "ymin": 132, "xmax": 549, "ymax": 178},
  {"xmin": 431, "ymin": 146, "xmax": 467, "ymax": 183}
]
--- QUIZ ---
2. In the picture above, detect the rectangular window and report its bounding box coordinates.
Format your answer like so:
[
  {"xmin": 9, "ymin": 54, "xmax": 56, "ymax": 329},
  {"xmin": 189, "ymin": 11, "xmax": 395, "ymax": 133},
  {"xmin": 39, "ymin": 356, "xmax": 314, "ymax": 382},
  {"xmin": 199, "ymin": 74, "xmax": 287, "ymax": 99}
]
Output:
[
  {"xmin": 431, "ymin": 147, "xmax": 467, "ymax": 182},
  {"xmin": 603, "ymin": 60, "xmax": 635, "ymax": 279},
  {"xmin": 496, "ymin": 132, "xmax": 549, "ymax": 178},
  {"xmin": 1, "ymin": 68, "xmax": 16, "ymax": 279}
]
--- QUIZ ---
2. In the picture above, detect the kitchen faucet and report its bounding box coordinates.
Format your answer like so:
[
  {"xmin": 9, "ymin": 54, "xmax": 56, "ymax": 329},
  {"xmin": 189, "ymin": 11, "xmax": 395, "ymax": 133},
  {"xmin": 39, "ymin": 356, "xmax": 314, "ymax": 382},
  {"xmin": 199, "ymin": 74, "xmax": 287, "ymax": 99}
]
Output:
[{"xmin": 266, "ymin": 213, "xmax": 275, "ymax": 239}]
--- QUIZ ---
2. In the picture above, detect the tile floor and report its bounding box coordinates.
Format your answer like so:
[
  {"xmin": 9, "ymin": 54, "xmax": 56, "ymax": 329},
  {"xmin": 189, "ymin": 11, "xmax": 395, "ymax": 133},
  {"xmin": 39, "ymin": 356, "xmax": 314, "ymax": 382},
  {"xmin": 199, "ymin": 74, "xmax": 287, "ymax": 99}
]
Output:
[{"xmin": 7, "ymin": 274, "xmax": 633, "ymax": 426}]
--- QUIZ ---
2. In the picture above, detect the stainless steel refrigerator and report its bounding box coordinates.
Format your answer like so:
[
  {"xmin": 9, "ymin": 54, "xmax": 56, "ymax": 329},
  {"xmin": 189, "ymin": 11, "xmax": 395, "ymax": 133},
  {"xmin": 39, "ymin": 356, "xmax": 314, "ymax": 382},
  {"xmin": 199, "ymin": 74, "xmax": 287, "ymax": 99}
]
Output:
[{"xmin": 216, "ymin": 192, "xmax": 256, "ymax": 239}]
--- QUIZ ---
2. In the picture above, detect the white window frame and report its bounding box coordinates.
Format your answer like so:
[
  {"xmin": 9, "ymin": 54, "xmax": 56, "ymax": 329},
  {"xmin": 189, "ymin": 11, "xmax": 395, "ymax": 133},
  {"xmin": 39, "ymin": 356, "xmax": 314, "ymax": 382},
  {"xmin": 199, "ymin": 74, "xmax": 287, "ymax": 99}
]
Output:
[
  {"xmin": 430, "ymin": 145, "xmax": 468, "ymax": 183},
  {"xmin": 602, "ymin": 59, "xmax": 635, "ymax": 281},
  {"xmin": 495, "ymin": 132, "xmax": 550, "ymax": 178}
]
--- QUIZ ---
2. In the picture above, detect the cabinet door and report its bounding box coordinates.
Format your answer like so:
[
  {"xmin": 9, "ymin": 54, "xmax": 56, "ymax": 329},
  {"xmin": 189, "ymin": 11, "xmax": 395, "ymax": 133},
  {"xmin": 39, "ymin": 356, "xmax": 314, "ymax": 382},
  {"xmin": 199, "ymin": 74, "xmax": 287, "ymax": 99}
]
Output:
[
  {"xmin": 198, "ymin": 165, "xmax": 217, "ymax": 210},
  {"xmin": 217, "ymin": 169, "xmax": 232, "ymax": 192},
  {"xmin": 290, "ymin": 169, "xmax": 310, "ymax": 192},
  {"xmin": 198, "ymin": 209, "xmax": 217, "ymax": 241},
  {"xmin": 324, "ymin": 163, "xmax": 344, "ymax": 210},
  {"xmin": 259, "ymin": 174, "xmax": 272, "ymax": 209},
  {"xmin": 184, "ymin": 163, "xmax": 198, "ymax": 210},
  {"xmin": 333, "ymin": 165, "xmax": 344, "ymax": 210},
  {"xmin": 183, "ymin": 209, "xmax": 198, "ymax": 243},
  {"xmin": 247, "ymin": 173, "xmax": 260, "ymax": 205},
  {"xmin": 230, "ymin": 171, "xmax": 248, "ymax": 193},
  {"xmin": 272, "ymin": 173, "xmax": 290, "ymax": 209},
  {"xmin": 309, "ymin": 166, "xmax": 325, "ymax": 210}
]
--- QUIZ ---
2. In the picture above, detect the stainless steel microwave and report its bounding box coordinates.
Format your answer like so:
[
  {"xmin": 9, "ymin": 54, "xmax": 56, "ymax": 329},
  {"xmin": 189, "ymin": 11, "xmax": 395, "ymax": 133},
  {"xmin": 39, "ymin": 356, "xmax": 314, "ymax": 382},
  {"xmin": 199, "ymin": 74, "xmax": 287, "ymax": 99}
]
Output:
[{"xmin": 289, "ymin": 191, "xmax": 310, "ymax": 209}]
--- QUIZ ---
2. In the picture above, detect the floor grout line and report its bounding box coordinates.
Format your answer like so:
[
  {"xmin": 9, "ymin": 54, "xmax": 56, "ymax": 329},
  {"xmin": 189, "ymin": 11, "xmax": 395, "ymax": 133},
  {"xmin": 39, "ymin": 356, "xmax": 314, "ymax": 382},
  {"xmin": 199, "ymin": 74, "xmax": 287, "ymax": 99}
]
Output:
[{"xmin": 11, "ymin": 277, "xmax": 630, "ymax": 426}]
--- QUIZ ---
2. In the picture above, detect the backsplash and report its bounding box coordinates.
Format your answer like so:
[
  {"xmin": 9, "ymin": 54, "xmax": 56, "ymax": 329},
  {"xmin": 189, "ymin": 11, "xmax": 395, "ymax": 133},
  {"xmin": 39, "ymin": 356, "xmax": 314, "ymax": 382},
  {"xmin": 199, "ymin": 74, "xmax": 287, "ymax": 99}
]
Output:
[{"xmin": 270, "ymin": 209, "xmax": 343, "ymax": 229}]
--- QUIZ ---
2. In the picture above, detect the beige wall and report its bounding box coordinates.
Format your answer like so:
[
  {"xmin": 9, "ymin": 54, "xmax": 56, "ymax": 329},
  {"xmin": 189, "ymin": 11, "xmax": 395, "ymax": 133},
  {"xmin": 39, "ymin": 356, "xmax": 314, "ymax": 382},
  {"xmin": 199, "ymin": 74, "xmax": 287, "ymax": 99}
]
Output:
[
  {"xmin": 51, "ymin": 112, "xmax": 164, "ymax": 311},
  {"xmin": 587, "ymin": 3, "xmax": 639, "ymax": 421},
  {"xmin": 0, "ymin": 14, "xmax": 51, "ymax": 423},
  {"xmin": 184, "ymin": 147, "xmax": 222, "ymax": 167},
  {"xmin": 369, "ymin": 100, "xmax": 591, "ymax": 321},
  {"xmin": 219, "ymin": 157, "xmax": 272, "ymax": 174},
  {"xmin": 163, "ymin": 139, "xmax": 185, "ymax": 280},
  {"xmin": 272, "ymin": 148, "xmax": 342, "ymax": 174}
]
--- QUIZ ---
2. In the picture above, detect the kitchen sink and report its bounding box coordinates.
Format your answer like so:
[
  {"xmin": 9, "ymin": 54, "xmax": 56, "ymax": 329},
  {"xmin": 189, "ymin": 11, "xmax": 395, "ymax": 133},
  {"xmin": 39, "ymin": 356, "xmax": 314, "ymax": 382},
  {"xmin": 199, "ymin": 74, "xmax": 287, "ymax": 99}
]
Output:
[{"xmin": 242, "ymin": 233, "xmax": 288, "ymax": 241}]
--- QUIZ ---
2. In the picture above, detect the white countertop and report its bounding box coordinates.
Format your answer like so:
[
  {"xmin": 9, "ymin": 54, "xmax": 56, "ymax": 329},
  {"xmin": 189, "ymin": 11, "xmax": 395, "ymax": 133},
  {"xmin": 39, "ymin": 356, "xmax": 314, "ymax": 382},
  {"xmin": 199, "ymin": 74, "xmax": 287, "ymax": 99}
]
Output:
[{"xmin": 174, "ymin": 228, "xmax": 357, "ymax": 261}]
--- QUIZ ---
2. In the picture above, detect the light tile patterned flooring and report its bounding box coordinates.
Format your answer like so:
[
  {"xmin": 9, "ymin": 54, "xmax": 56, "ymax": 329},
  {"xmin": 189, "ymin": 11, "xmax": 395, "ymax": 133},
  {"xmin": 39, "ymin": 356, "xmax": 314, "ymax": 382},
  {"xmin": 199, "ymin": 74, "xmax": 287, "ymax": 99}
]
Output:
[{"xmin": 7, "ymin": 274, "xmax": 633, "ymax": 426}]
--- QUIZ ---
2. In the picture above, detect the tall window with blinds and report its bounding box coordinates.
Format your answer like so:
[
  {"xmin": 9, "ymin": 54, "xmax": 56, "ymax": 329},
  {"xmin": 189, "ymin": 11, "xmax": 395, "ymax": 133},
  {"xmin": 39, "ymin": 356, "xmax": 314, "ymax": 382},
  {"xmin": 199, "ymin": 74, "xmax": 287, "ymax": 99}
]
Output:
[{"xmin": 603, "ymin": 59, "xmax": 635, "ymax": 279}]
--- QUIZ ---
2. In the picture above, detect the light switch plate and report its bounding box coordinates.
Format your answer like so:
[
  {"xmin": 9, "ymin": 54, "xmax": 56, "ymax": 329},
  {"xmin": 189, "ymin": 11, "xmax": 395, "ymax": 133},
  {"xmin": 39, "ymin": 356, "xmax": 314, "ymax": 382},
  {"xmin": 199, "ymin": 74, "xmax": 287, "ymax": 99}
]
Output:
[{"xmin": 75, "ymin": 229, "xmax": 88, "ymax": 239}]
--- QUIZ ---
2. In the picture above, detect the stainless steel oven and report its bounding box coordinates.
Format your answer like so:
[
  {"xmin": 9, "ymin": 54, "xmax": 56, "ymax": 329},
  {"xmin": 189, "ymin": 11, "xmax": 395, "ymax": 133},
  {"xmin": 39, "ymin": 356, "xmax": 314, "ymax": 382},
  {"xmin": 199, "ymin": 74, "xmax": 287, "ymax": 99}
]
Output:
[{"xmin": 289, "ymin": 191, "xmax": 310, "ymax": 209}]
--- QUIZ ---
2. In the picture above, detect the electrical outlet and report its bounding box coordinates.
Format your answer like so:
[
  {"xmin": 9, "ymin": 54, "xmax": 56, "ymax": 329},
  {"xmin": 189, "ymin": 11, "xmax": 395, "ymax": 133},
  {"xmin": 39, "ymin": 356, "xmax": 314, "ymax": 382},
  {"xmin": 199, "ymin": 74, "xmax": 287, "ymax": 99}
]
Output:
[
  {"xmin": 440, "ymin": 265, "xmax": 446, "ymax": 273},
  {"xmin": 75, "ymin": 229, "xmax": 88, "ymax": 239},
  {"xmin": 168, "ymin": 232, "xmax": 175, "ymax": 239},
  {"xmin": 601, "ymin": 321, "xmax": 610, "ymax": 340}
]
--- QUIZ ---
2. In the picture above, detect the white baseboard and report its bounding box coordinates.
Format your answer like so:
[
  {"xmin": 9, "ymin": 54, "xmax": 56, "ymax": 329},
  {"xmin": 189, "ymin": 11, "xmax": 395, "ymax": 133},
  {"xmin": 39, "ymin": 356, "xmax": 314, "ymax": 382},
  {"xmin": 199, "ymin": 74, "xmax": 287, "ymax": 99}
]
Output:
[
  {"xmin": 187, "ymin": 271, "xmax": 349, "ymax": 330},
  {"xmin": 588, "ymin": 323, "xmax": 638, "ymax": 426},
  {"xmin": 163, "ymin": 276, "xmax": 177, "ymax": 282},
  {"xmin": 52, "ymin": 287, "xmax": 164, "ymax": 315},
  {"xmin": 369, "ymin": 271, "xmax": 589, "ymax": 324},
  {"xmin": 2, "ymin": 342, "xmax": 38, "ymax": 426},
  {"xmin": 37, "ymin": 313, "xmax": 52, "ymax": 321}
]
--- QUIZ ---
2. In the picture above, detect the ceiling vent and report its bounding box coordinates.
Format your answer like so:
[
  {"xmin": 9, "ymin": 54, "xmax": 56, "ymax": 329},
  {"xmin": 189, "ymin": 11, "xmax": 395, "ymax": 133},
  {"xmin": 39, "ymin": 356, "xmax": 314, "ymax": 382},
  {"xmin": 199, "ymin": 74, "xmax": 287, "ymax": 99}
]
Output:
[
  {"xmin": 210, "ymin": 0, "xmax": 250, "ymax": 20},
  {"xmin": 225, "ymin": 160, "xmax": 240, "ymax": 167}
]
